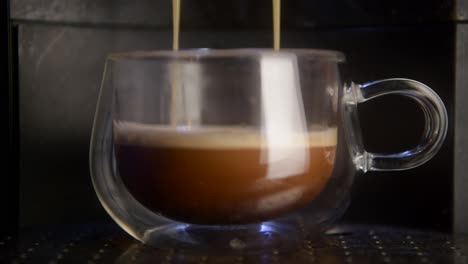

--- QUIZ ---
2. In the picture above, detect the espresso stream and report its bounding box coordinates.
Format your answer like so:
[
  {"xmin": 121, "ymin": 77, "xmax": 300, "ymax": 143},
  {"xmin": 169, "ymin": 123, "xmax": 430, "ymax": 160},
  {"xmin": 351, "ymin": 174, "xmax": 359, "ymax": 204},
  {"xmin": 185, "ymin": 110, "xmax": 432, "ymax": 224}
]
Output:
[
  {"xmin": 114, "ymin": 122, "xmax": 336, "ymax": 225},
  {"xmin": 172, "ymin": 0, "xmax": 180, "ymax": 51},
  {"xmin": 171, "ymin": 0, "xmax": 281, "ymax": 50},
  {"xmin": 273, "ymin": 0, "xmax": 281, "ymax": 50}
]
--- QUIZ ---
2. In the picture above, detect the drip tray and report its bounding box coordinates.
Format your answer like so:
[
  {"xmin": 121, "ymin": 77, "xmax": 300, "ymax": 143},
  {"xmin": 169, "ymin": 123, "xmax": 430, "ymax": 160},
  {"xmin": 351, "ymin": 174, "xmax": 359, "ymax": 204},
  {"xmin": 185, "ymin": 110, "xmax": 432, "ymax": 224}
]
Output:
[{"xmin": 1, "ymin": 224, "xmax": 467, "ymax": 263}]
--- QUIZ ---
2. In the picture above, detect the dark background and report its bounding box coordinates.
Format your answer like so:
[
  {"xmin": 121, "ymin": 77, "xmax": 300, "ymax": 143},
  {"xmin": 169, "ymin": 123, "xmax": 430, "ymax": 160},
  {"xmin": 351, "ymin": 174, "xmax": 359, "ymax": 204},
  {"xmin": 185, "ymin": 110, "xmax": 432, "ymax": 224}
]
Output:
[{"xmin": 3, "ymin": 0, "xmax": 468, "ymax": 234}]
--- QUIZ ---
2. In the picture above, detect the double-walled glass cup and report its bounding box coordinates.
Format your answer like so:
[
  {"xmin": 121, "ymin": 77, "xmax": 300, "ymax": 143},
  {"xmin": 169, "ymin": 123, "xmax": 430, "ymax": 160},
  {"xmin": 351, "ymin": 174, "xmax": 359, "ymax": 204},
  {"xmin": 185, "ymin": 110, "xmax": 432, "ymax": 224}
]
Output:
[{"xmin": 90, "ymin": 49, "xmax": 447, "ymax": 252}]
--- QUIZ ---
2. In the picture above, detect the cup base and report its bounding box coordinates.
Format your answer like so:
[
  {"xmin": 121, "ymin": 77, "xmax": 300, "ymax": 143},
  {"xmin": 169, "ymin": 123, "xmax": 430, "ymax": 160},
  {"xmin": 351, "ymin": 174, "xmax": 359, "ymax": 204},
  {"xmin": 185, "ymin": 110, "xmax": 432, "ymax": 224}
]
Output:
[{"xmin": 140, "ymin": 219, "xmax": 312, "ymax": 254}]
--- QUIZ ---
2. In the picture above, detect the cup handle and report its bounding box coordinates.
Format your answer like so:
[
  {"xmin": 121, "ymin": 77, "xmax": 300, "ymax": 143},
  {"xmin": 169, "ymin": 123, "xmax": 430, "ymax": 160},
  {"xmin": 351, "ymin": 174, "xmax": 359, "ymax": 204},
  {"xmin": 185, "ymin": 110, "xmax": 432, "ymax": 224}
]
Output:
[{"xmin": 343, "ymin": 78, "xmax": 448, "ymax": 172}]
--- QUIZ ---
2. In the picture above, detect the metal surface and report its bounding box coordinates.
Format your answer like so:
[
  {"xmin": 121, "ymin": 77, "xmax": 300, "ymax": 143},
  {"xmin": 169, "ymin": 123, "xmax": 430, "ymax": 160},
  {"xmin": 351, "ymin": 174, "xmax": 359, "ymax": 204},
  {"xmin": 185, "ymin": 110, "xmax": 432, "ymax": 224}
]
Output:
[
  {"xmin": 2, "ymin": 0, "xmax": 19, "ymax": 235},
  {"xmin": 454, "ymin": 23, "xmax": 468, "ymax": 234},
  {"xmin": 1, "ymin": 224, "xmax": 468, "ymax": 263}
]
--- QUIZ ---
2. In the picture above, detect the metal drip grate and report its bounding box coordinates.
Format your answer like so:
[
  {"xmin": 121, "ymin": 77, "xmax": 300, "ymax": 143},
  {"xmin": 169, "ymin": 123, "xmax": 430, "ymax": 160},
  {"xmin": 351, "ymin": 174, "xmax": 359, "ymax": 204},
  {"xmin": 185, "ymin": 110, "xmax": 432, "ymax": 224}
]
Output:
[{"xmin": 1, "ymin": 224, "xmax": 467, "ymax": 263}]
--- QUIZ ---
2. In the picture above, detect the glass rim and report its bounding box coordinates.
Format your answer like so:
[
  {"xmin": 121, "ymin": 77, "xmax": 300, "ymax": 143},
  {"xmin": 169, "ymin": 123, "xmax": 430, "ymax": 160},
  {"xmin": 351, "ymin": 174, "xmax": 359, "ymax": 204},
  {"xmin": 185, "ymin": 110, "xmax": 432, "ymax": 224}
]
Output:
[{"xmin": 108, "ymin": 48, "xmax": 346, "ymax": 62}]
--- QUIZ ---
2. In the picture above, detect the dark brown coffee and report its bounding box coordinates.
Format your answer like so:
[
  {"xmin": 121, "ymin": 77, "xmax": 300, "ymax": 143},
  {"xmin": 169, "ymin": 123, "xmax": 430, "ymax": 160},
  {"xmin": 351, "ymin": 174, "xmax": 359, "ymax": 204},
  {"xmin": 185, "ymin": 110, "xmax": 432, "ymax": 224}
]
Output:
[{"xmin": 114, "ymin": 122, "xmax": 337, "ymax": 225}]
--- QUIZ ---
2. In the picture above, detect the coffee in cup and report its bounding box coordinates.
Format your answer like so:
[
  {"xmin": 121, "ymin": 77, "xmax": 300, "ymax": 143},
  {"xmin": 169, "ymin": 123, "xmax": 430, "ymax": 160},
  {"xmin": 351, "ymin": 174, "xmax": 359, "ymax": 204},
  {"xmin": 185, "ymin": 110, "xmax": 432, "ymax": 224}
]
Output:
[{"xmin": 114, "ymin": 121, "xmax": 337, "ymax": 225}]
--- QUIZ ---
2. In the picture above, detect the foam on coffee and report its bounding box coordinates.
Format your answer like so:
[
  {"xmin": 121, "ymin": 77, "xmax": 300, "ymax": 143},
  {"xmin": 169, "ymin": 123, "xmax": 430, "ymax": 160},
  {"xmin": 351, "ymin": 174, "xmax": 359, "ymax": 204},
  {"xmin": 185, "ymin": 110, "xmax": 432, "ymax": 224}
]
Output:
[
  {"xmin": 114, "ymin": 121, "xmax": 337, "ymax": 225},
  {"xmin": 114, "ymin": 121, "xmax": 337, "ymax": 149}
]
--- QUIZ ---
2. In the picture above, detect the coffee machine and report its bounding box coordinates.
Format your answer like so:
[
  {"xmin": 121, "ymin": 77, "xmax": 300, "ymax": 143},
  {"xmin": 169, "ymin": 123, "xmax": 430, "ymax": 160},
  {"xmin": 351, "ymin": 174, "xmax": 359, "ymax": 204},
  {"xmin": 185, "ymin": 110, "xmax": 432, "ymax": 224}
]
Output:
[{"xmin": 3, "ymin": 0, "xmax": 468, "ymax": 238}]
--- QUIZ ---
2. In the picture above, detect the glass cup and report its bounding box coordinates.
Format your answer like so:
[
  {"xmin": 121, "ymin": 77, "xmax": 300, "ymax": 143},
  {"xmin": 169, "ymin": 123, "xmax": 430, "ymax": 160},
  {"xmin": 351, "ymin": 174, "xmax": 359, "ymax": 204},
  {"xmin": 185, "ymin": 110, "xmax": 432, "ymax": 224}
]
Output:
[{"xmin": 90, "ymin": 49, "xmax": 447, "ymax": 252}]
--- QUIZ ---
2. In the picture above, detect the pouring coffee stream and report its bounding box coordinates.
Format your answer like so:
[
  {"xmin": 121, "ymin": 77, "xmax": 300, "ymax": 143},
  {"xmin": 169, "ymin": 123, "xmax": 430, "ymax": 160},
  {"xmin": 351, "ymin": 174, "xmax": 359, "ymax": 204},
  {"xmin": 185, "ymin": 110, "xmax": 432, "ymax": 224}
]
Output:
[
  {"xmin": 273, "ymin": 0, "xmax": 281, "ymax": 50},
  {"xmin": 170, "ymin": 0, "xmax": 181, "ymax": 127},
  {"xmin": 172, "ymin": 0, "xmax": 180, "ymax": 51},
  {"xmin": 169, "ymin": 0, "xmax": 281, "ymax": 127},
  {"xmin": 171, "ymin": 0, "xmax": 281, "ymax": 51}
]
